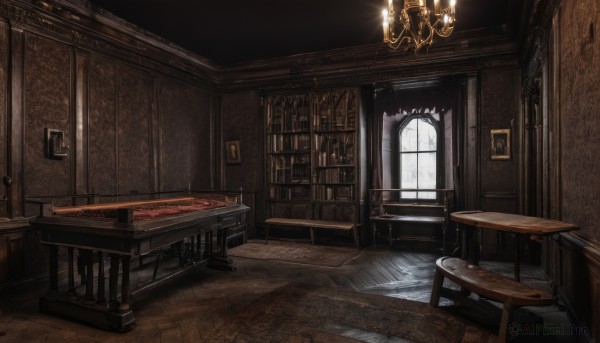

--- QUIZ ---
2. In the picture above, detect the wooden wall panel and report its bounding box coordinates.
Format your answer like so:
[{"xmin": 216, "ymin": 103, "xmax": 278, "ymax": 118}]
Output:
[
  {"xmin": 116, "ymin": 66, "xmax": 152, "ymax": 195},
  {"xmin": 0, "ymin": 2, "xmax": 217, "ymax": 288},
  {"xmin": 479, "ymin": 68, "xmax": 518, "ymax": 196},
  {"xmin": 23, "ymin": 34, "xmax": 72, "ymax": 204},
  {"xmin": 0, "ymin": 228, "xmax": 48, "ymax": 284},
  {"xmin": 559, "ymin": 0, "xmax": 600, "ymax": 243},
  {"xmin": 158, "ymin": 78, "xmax": 211, "ymax": 192},
  {"xmin": 559, "ymin": 234, "xmax": 600, "ymax": 339},
  {"xmin": 0, "ymin": 237, "xmax": 8, "ymax": 281},
  {"xmin": 88, "ymin": 57, "xmax": 117, "ymax": 196},
  {"xmin": 189, "ymin": 91, "xmax": 212, "ymax": 190},
  {"xmin": 221, "ymin": 90, "xmax": 260, "ymax": 192},
  {"xmin": 221, "ymin": 90, "xmax": 260, "ymax": 235},
  {"xmin": 0, "ymin": 20, "xmax": 8, "ymax": 218}
]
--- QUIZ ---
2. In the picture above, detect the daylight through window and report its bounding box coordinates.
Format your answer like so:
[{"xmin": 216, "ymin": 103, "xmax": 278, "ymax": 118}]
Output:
[{"xmin": 399, "ymin": 117, "xmax": 437, "ymax": 199}]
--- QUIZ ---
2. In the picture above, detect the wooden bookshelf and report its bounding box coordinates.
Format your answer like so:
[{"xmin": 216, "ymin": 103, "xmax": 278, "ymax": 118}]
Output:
[{"xmin": 265, "ymin": 88, "xmax": 366, "ymax": 238}]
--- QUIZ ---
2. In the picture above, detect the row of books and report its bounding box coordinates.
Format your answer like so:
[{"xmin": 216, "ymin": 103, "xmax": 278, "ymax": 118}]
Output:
[
  {"xmin": 268, "ymin": 185, "xmax": 311, "ymax": 201},
  {"xmin": 315, "ymin": 167, "xmax": 355, "ymax": 184},
  {"xmin": 314, "ymin": 185, "xmax": 354, "ymax": 201},
  {"xmin": 269, "ymin": 134, "xmax": 311, "ymax": 153},
  {"xmin": 268, "ymin": 115, "xmax": 310, "ymax": 133}
]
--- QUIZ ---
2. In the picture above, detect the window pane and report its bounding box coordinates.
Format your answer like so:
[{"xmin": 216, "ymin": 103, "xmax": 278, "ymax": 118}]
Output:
[
  {"xmin": 402, "ymin": 191, "xmax": 417, "ymax": 199},
  {"xmin": 401, "ymin": 119, "xmax": 418, "ymax": 152},
  {"xmin": 401, "ymin": 153, "xmax": 417, "ymax": 189},
  {"xmin": 418, "ymin": 119, "xmax": 437, "ymax": 151},
  {"xmin": 418, "ymin": 191, "xmax": 436, "ymax": 199},
  {"xmin": 418, "ymin": 152, "xmax": 437, "ymax": 191}
]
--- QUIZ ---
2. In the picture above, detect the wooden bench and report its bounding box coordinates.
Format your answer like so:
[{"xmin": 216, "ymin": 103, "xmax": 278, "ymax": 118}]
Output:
[
  {"xmin": 429, "ymin": 256, "xmax": 554, "ymax": 342},
  {"xmin": 370, "ymin": 213, "xmax": 446, "ymax": 249},
  {"xmin": 265, "ymin": 218, "xmax": 359, "ymax": 249},
  {"xmin": 369, "ymin": 189, "xmax": 454, "ymax": 252}
]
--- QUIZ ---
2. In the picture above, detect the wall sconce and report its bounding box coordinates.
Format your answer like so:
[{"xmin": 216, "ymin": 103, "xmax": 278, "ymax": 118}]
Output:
[{"xmin": 44, "ymin": 128, "xmax": 69, "ymax": 159}]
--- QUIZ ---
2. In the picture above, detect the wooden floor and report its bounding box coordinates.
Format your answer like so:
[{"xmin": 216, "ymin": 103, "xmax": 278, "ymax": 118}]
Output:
[{"xmin": 0, "ymin": 240, "xmax": 585, "ymax": 342}]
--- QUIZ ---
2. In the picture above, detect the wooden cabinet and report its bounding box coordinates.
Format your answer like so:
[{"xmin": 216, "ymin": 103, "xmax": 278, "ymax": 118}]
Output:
[{"xmin": 265, "ymin": 88, "xmax": 366, "ymax": 242}]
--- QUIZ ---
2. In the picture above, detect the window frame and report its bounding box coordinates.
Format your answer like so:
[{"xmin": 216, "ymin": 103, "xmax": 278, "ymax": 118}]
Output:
[{"xmin": 395, "ymin": 114, "xmax": 444, "ymax": 202}]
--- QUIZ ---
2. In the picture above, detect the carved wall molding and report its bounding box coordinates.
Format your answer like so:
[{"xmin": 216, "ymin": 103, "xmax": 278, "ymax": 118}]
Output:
[
  {"xmin": 0, "ymin": 0, "xmax": 218, "ymax": 87},
  {"xmin": 223, "ymin": 48, "xmax": 518, "ymax": 92}
]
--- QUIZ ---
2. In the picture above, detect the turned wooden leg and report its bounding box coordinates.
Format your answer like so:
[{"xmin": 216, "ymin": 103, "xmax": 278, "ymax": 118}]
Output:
[
  {"xmin": 221, "ymin": 227, "xmax": 229, "ymax": 259},
  {"xmin": 513, "ymin": 234, "xmax": 521, "ymax": 282},
  {"xmin": 265, "ymin": 224, "xmax": 270, "ymax": 244},
  {"xmin": 196, "ymin": 233, "xmax": 202, "ymax": 256},
  {"xmin": 48, "ymin": 245, "xmax": 59, "ymax": 295},
  {"xmin": 67, "ymin": 247, "xmax": 75, "ymax": 293},
  {"xmin": 429, "ymin": 268, "xmax": 444, "ymax": 307},
  {"xmin": 120, "ymin": 255, "xmax": 131, "ymax": 311},
  {"xmin": 372, "ymin": 222, "xmax": 377, "ymax": 248},
  {"xmin": 109, "ymin": 254, "xmax": 120, "ymax": 309},
  {"xmin": 498, "ymin": 302, "xmax": 515, "ymax": 343},
  {"xmin": 204, "ymin": 231, "xmax": 212, "ymax": 258},
  {"xmin": 97, "ymin": 251, "xmax": 106, "ymax": 304},
  {"xmin": 83, "ymin": 249, "xmax": 94, "ymax": 302}
]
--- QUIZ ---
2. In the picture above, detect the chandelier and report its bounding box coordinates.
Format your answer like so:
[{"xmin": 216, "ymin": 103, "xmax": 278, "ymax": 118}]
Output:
[{"xmin": 382, "ymin": 0, "xmax": 456, "ymax": 53}]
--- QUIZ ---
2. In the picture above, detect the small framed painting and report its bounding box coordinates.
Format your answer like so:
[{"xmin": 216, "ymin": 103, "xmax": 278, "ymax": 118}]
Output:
[
  {"xmin": 490, "ymin": 129, "xmax": 510, "ymax": 160},
  {"xmin": 225, "ymin": 140, "xmax": 241, "ymax": 164}
]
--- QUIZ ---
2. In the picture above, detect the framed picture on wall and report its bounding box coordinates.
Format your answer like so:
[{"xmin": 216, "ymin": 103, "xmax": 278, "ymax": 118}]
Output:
[
  {"xmin": 225, "ymin": 140, "xmax": 241, "ymax": 164},
  {"xmin": 490, "ymin": 129, "xmax": 510, "ymax": 160}
]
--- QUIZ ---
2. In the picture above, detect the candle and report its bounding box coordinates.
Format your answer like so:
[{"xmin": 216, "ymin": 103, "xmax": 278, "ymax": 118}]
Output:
[
  {"xmin": 382, "ymin": 9, "xmax": 389, "ymax": 41},
  {"xmin": 450, "ymin": 0, "xmax": 456, "ymax": 14},
  {"xmin": 434, "ymin": 0, "xmax": 440, "ymax": 14}
]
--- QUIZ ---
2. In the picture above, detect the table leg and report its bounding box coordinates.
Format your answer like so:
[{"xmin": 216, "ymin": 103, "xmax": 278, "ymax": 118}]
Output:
[
  {"xmin": 513, "ymin": 234, "xmax": 520, "ymax": 282},
  {"xmin": 196, "ymin": 234, "xmax": 202, "ymax": 255},
  {"xmin": 265, "ymin": 224, "xmax": 270, "ymax": 244},
  {"xmin": 97, "ymin": 251, "xmax": 106, "ymax": 304},
  {"xmin": 48, "ymin": 245, "xmax": 59, "ymax": 295},
  {"xmin": 67, "ymin": 247, "xmax": 75, "ymax": 294},
  {"xmin": 221, "ymin": 227, "xmax": 229, "ymax": 259},
  {"xmin": 120, "ymin": 255, "xmax": 131, "ymax": 311},
  {"xmin": 83, "ymin": 249, "xmax": 94, "ymax": 302},
  {"xmin": 372, "ymin": 222, "xmax": 377, "ymax": 248},
  {"xmin": 460, "ymin": 224, "xmax": 468, "ymax": 260},
  {"xmin": 109, "ymin": 254, "xmax": 120, "ymax": 310},
  {"xmin": 474, "ymin": 228, "xmax": 482, "ymax": 266},
  {"xmin": 204, "ymin": 230, "xmax": 212, "ymax": 258}
]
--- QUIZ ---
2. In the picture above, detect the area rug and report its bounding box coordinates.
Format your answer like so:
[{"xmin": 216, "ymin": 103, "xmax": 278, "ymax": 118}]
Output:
[
  {"xmin": 228, "ymin": 240, "xmax": 360, "ymax": 267},
  {"xmin": 204, "ymin": 283, "xmax": 496, "ymax": 343}
]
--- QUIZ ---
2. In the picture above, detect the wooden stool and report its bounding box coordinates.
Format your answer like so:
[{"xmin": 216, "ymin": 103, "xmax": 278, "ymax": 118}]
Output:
[{"xmin": 430, "ymin": 256, "xmax": 554, "ymax": 342}]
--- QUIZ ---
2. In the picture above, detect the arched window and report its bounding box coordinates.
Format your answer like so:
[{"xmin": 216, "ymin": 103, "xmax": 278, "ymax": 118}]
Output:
[{"xmin": 398, "ymin": 116, "xmax": 439, "ymax": 199}]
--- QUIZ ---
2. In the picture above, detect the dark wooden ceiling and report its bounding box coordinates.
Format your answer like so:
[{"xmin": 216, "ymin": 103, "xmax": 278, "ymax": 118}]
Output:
[{"xmin": 86, "ymin": 0, "xmax": 511, "ymax": 65}]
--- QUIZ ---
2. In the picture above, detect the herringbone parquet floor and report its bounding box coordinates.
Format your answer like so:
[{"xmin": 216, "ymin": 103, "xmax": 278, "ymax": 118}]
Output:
[{"xmin": 0, "ymin": 241, "xmax": 582, "ymax": 342}]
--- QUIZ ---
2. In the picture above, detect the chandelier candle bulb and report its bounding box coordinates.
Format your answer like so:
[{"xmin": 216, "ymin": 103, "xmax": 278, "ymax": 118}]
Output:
[{"xmin": 382, "ymin": 9, "xmax": 389, "ymax": 41}]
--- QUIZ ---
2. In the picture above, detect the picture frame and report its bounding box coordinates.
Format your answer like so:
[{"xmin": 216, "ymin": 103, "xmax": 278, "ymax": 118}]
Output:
[
  {"xmin": 490, "ymin": 129, "xmax": 511, "ymax": 160},
  {"xmin": 225, "ymin": 140, "xmax": 241, "ymax": 164}
]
